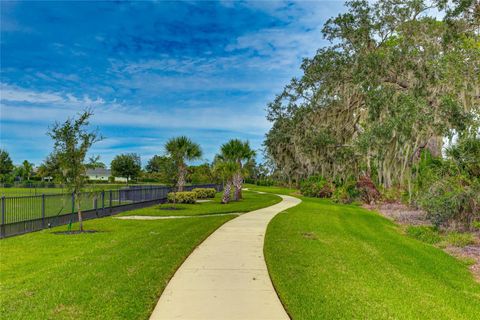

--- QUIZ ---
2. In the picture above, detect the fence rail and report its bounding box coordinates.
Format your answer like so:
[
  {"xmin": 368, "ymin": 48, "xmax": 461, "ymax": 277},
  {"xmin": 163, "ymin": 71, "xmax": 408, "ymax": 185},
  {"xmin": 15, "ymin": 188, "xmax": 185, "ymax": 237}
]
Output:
[{"xmin": 0, "ymin": 184, "xmax": 222, "ymax": 238}]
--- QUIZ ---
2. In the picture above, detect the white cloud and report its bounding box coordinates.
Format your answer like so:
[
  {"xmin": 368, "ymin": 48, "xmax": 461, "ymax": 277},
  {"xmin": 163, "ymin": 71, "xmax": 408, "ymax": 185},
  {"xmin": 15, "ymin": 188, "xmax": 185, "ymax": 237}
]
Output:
[
  {"xmin": 0, "ymin": 83, "xmax": 106, "ymax": 106},
  {"xmin": 0, "ymin": 85, "xmax": 270, "ymax": 133}
]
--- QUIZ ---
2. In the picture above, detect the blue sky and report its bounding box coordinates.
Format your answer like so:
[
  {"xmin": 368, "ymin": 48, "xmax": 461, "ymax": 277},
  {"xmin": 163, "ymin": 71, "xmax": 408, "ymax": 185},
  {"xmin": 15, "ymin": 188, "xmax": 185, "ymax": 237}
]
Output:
[{"xmin": 0, "ymin": 0, "xmax": 345, "ymax": 167}]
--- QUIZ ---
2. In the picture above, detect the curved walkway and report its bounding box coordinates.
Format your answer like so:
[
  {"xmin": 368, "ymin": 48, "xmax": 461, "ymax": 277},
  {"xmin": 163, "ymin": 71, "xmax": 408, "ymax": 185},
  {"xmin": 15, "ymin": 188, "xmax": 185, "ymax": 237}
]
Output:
[{"xmin": 150, "ymin": 194, "xmax": 301, "ymax": 320}]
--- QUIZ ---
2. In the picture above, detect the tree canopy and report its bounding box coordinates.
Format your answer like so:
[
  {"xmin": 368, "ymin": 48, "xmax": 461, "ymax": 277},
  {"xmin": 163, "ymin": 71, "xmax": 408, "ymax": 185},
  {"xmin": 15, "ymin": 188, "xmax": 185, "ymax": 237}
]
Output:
[
  {"xmin": 111, "ymin": 153, "xmax": 142, "ymax": 183},
  {"xmin": 264, "ymin": 0, "xmax": 479, "ymax": 189}
]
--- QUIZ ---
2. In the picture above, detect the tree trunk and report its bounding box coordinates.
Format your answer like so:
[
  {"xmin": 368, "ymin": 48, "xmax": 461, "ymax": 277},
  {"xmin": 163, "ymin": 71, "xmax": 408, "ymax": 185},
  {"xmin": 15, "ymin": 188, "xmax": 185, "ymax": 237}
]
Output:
[
  {"xmin": 178, "ymin": 165, "xmax": 186, "ymax": 192},
  {"xmin": 222, "ymin": 181, "xmax": 232, "ymax": 204},
  {"xmin": 233, "ymin": 172, "xmax": 243, "ymax": 201},
  {"xmin": 425, "ymin": 136, "xmax": 443, "ymax": 157},
  {"xmin": 76, "ymin": 193, "xmax": 83, "ymax": 232}
]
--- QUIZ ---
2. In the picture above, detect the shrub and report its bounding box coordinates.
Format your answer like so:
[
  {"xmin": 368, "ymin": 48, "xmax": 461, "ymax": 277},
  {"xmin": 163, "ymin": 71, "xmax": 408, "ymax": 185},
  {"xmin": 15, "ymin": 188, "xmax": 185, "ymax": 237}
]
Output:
[
  {"xmin": 300, "ymin": 176, "xmax": 334, "ymax": 198},
  {"xmin": 167, "ymin": 191, "xmax": 197, "ymax": 204},
  {"xmin": 255, "ymin": 179, "xmax": 275, "ymax": 186},
  {"xmin": 192, "ymin": 188, "xmax": 216, "ymax": 199},
  {"xmin": 356, "ymin": 175, "xmax": 381, "ymax": 204},
  {"xmin": 418, "ymin": 176, "xmax": 480, "ymax": 228},
  {"xmin": 406, "ymin": 226, "xmax": 441, "ymax": 244},
  {"xmin": 332, "ymin": 180, "xmax": 360, "ymax": 204},
  {"xmin": 379, "ymin": 187, "xmax": 404, "ymax": 203}
]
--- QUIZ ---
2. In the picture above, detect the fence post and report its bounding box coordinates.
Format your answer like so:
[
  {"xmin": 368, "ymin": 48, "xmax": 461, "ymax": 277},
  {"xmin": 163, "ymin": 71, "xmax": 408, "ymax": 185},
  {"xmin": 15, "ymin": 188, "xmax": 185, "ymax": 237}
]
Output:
[
  {"xmin": 109, "ymin": 190, "xmax": 113, "ymax": 213},
  {"xmin": 101, "ymin": 191, "xmax": 105, "ymax": 216},
  {"xmin": 1, "ymin": 196, "xmax": 4, "ymax": 238},
  {"xmin": 94, "ymin": 195, "xmax": 98, "ymax": 216},
  {"xmin": 41, "ymin": 194, "xmax": 45, "ymax": 227},
  {"xmin": 71, "ymin": 192, "xmax": 75, "ymax": 214},
  {"xmin": 1, "ymin": 196, "xmax": 5, "ymax": 225}
]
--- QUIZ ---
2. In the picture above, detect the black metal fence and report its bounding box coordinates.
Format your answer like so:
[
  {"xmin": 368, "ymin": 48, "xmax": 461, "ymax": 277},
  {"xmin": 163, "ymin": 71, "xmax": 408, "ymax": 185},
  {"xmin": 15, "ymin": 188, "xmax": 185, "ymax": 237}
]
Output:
[{"xmin": 0, "ymin": 184, "xmax": 222, "ymax": 238}]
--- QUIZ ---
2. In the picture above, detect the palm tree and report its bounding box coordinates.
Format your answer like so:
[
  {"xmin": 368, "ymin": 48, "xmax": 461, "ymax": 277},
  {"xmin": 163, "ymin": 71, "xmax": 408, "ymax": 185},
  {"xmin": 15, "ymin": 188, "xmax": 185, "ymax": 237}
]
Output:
[
  {"xmin": 213, "ymin": 157, "xmax": 239, "ymax": 204},
  {"xmin": 220, "ymin": 139, "xmax": 256, "ymax": 200},
  {"xmin": 165, "ymin": 136, "xmax": 202, "ymax": 191}
]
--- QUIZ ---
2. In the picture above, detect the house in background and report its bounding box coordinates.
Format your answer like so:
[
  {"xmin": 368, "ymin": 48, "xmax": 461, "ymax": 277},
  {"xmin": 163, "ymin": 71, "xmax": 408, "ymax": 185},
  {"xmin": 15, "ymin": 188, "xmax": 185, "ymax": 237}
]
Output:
[{"xmin": 86, "ymin": 168, "xmax": 127, "ymax": 182}]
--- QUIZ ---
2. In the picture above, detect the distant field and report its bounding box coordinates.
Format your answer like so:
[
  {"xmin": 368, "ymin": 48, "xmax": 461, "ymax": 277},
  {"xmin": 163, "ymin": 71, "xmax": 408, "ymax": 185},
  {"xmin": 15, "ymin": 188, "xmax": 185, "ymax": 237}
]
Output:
[{"xmin": 0, "ymin": 184, "xmax": 160, "ymax": 197}]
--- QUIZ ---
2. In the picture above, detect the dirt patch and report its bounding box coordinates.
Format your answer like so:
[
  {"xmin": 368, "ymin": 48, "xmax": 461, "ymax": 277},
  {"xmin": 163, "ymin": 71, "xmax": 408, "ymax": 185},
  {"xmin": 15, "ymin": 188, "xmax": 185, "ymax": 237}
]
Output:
[
  {"xmin": 301, "ymin": 232, "xmax": 318, "ymax": 240},
  {"xmin": 366, "ymin": 202, "xmax": 480, "ymax": 282},
  {"xmin": 445, "ymin": 240, "xmax": 480, "ymax": 282},
  {"xmin": 364, "ymin": 202, "xmax": 429, "ymax": 226},
  {"xmin": 52, "ymin": 230, "xmax": 100, "ymax": 235}
]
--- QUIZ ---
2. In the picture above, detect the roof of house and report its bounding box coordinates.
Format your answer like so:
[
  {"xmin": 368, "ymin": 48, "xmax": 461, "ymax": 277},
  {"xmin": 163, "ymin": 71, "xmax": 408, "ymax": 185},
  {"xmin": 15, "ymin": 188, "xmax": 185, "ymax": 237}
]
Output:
[{"xmin": 86, "ymin": 168, "xmax": 111, "ymax": 176}]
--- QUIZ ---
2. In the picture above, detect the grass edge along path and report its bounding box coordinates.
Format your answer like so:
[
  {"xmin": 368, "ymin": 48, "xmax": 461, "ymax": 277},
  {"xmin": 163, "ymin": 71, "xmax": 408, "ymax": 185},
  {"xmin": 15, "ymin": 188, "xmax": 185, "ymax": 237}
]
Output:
[
  {"xmin": 249, "ymin": 185, "xmax": 480, "ymax": 319},
  {"xmin": 118, "ymin": 190, "xmax": 282, "ymax": 217},
  {"xmin": 0, "ymin": 191, "xmax": 281, "ymax": 320}
]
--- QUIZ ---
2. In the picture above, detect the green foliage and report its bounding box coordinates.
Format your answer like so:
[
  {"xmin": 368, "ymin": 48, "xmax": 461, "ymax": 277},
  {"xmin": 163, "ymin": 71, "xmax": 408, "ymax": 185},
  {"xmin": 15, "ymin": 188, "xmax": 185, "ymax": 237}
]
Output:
[
  {"xmin": 145, "ymin": 155, "xmax": 177, "ymax": 185},
  {"xmin": 167, "ymin": 191, "xmax": 197, "ymax": 204},
  {"xmin": 85, "ymin": 155, "xmax": 106, "ymax": 169},
  {"xmin": 37, "ymin": 153, "xmax": 61, "ymax": 182},
  {"xmin": 332, "ymin": 180, "xmax": 360, "ymax": 204},
  {"xmin": 20, "ymin": 160, "xmax": 34, "ymax": 181},
  {"xmin": 165, "ymin": 136, "xmax": 202, "ymax": 190},
  {"xmin": 110, "ymin": 153, "xmax": 142, "ymax": 183},
  {"xmin": 48, "ymin": 110, "xmax": 100, "ymax": 194},
  {"xmin": 416, "ymin": 171, "xmax": 479, "ymax": 228},
  {"xmin": 447, "ymin": 135, "xmax": 480, "ymax": 178},
  {"xmin": 406, "ymin": 226, "xmax": 442, "ymax": 244},
  {"xmin": 442, "ymin": 232, "xmax": 476, "ymax": 248},
  {"xmin": 407, "ymin": 226, "xmax": 476, "ymax": 248},
  {"xmin": 300, "ymin": 176, "xmax": 334, "ymax": 198},
  {"xmin": 0, "ymin": 149, "xmax": 14, "ymax": 179},
  {"xmin": 192, "ymin": 188, "xmax": 216, "ymax": 199},
  {"xmin": 188, "ymin": 163, "xmax": 215, "ymax": 184},
  {"xmin": 379, "ymin": 186, "xmax": 404, "ymax": 203},
  {"xmin": 263, "ymin": 0, "xmax": 479, "ymax": 225},
  {"xmin": 473, "ymin": 221, "xmax": 480, "ymax": 230},
  {"xmin": 254, "ymin": 179, "xmax": 275, "ymax": 186}
]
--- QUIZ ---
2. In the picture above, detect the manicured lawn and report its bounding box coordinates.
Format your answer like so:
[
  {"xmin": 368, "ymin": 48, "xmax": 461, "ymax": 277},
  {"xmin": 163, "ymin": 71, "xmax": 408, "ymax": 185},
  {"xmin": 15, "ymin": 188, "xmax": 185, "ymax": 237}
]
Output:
[
  {"xmin": 0, "ymin": 212, "xmax": 233, "ymax": 319},
  {"xmin": 244, "ymin": 184, "xmax": 298, "ymax": 196},
  {"xmin": 0, "ymin": 190, "xmax": 280, "ymax": 319},
  {"xmin": 119, "ymin": 190, "xmax": 282, "ymax": 217},
  {"xmin": 0, "ymin": 185, "xmax": 131, "ymax": 197},
  {"xmin": 262, "ymin": 191, "xmax": 480, "ymax": 319}
]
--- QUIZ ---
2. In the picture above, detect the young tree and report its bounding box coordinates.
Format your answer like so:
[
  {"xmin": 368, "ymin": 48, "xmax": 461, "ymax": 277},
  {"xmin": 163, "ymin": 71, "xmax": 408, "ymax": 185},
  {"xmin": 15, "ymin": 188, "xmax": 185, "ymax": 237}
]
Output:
[
  {"xmin": 110, "ymin": 153, "xmax": 141, "ymax": 184},
  {"xmin": 0, "ymin": 149, "xmax": 14, "ymax": 182},
  {"xmin": 165, "ymin": 136, "xmax": 202, "ymax": 191},
  {"xmin": 48, "ymin": 110, "xmax": 101, "ymax": 232},
  {"xmin": 21, "ymin": 160, "xmax": 34, "ymax": 181},
  {"xmin": 220, "ymin": 139, "xmax": 256, "ymax": 200}
]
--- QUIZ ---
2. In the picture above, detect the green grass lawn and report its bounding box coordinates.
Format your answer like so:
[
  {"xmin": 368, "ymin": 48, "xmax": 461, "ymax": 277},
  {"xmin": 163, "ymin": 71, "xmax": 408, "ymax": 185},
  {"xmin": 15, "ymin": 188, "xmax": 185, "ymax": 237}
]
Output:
[
  {"xmin": 262, "ymin": 191, "xmax": 480, "ymax": 319},
  {"xmin": 2, "ymin": 189, "xmax": 131, "ymax": 224},
  {"xmin": 119, "ymin": 190, "xmax": 282, "ymax": 217},
  {"xmin": 0, "ymin": 190, "xmax": 280, "ymax": 319},
  {"xmin": 0, "ymin": 184, "xmax": 134, "ymax": 197}
]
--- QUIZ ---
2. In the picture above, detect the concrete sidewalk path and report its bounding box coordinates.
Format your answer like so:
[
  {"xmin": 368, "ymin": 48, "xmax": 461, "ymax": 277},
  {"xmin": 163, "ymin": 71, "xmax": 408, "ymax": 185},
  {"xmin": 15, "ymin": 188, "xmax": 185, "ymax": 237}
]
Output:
[{"xmin": 149, "ymin": 194, "xmax": 301, "ymax": 320}]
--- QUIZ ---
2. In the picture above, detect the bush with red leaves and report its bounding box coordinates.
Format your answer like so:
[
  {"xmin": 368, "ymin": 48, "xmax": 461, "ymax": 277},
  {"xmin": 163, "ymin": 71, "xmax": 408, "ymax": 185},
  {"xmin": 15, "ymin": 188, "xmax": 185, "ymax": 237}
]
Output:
[{"xmin": 356, "ymin": 175, "xmax": 381, "ymax": 204}]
